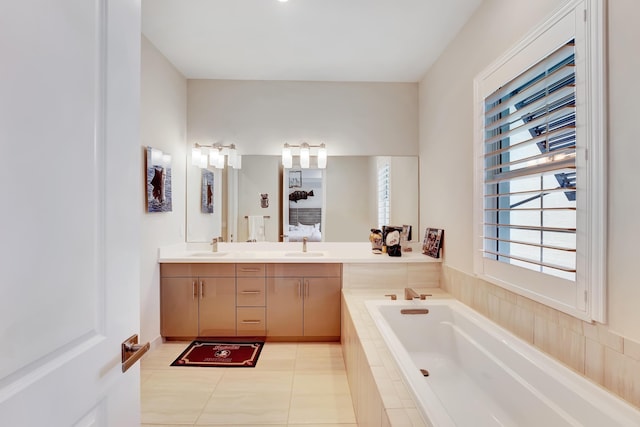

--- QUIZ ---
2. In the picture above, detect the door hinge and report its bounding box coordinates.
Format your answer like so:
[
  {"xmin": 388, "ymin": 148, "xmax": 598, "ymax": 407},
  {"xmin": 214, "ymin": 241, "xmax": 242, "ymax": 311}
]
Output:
[
  {"xmin": 584, "ymin": 9, "xmax": 587, "ymax": 22},
  {"xmin": 584, "ymin": 290, "xmax": 588, "ymax": 304}
]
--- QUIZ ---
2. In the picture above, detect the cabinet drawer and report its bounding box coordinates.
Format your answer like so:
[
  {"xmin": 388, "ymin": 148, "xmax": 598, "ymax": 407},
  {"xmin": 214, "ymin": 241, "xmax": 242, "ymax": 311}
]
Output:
[
  {"xmin": 236, "ymin": 307, "xmax": 266, "ymax": 336},
  {"xmin": 192, "ymin": 263, "xmax": 236, "ymax": 277},
  {"xmin": 236, "ymin": 263, "xmax": 266, "ymax": 277},
  {"xmin": 160, "ymin": 263, "xmax": 193, "ymax": 277},
  {"xmin": 237, "ymin": 278, "xmax": 266, "ymax": 306},
  {"xmin": 160, "ymin": 263, "xmax": 236, "ymax": 277},
  {"xmin": 266, "ymin": 263, "xmax": 341, "ymax": 278}
]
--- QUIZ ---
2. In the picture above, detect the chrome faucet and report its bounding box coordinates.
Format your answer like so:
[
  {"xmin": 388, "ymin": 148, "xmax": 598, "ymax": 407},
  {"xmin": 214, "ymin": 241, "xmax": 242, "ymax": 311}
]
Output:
[
  {"xmin": 404, "ymin": 288, "xmax": 431, "ymax": 300},
  {"xmin": 210, "ymin": 237, "xmax": 218, "ymax": 253},
  {"xmin": 302, "ymin": 237, "xmax": 308, "ymax": 253}
]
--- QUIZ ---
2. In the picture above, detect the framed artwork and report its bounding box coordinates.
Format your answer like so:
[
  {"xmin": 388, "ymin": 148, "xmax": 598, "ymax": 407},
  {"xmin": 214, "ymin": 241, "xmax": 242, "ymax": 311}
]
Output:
[
  {"xmin": 201, "ymin": 169, "xmax": 214, "ymax": 213},
  {"xmin": 289, "ymin": 170, "xmax": 302, "ymax": 188},
  {"xmin": 422, "ymin": 228, "xmax": 443, "ymax": 258},
  {"xmin": 145, "ymin": 146, "xmax": 172, "ymax": 212}
]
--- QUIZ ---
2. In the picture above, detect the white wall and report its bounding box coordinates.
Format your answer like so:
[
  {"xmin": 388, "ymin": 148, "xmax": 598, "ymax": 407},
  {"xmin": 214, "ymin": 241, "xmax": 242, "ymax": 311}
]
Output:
[
  {"xmin": 187, "ymin": 80, "xmax": 418, "ymax": 156},
  {"xmin": 140, "ymin": 36, "xmax": 187, "ymax": 343},
  {"xmin": 419, "ymin": 0, "xmax": 640, "ymax": 341}
]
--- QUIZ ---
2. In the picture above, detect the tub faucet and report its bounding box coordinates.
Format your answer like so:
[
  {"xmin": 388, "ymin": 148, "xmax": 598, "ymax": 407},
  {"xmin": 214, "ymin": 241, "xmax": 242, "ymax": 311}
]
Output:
[
  {"xmin": 302, "ymin": 237, "xmax": 308, "ymax": 253},
  {"xmin": 404, "ymin": 288, "xmax": 431, "ymax": 300},
  {"xmin": 210, "ymin": 237, "xmax": 218, "ymax": 253}
]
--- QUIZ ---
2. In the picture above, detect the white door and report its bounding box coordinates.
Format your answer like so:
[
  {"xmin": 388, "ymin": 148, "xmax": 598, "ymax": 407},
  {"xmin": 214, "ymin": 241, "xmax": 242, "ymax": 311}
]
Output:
[{"xmin": 0, "ymin": 0, "xmax": 141, "ymax": 426}]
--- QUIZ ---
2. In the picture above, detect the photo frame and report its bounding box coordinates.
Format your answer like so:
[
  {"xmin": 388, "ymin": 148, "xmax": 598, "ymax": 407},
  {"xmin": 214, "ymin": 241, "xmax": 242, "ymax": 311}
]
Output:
[
  {"xmin": 201, "ymin": 169, "xmax": 214, "ymax": 213},
  {"xmin": 145, "ymin": 146, "xmax": 172, "ymax": 212},
  {"xmin": 288, "ymin": 170, "xmax": 302, "ymax": 188},
  {"xmin": 422, "ymin": 228, "xmax": 444, "ymax": 258}
]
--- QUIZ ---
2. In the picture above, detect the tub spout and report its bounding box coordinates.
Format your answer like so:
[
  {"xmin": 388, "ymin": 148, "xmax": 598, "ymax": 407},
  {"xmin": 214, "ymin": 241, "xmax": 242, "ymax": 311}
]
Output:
[{"xmin": 404, "ymin": 288, "xmax": 431, "ymax": 300}]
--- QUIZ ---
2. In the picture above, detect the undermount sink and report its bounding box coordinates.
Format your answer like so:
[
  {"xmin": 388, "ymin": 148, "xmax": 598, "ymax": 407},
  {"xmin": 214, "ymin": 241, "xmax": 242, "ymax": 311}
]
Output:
[
  {"xmin": 284, "ymin": 251, "xmax": 325, "ymax": 257},
  {"xmin": 189, "ymin": 251, "xmax": 228, "ymax": 257}
]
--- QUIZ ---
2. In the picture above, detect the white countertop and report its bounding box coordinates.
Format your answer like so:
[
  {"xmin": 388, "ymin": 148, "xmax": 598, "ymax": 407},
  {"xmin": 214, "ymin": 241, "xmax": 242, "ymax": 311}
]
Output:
[{"xmin": 158, "ymin": 242, "xmax": 442, "ymax": 264}]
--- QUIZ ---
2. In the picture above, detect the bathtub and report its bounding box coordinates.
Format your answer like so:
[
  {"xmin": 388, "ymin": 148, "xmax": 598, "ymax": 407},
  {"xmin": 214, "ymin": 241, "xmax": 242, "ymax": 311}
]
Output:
[{"xmin": 365, "ymin": 299, "xmax": 640, "ymax": 427}]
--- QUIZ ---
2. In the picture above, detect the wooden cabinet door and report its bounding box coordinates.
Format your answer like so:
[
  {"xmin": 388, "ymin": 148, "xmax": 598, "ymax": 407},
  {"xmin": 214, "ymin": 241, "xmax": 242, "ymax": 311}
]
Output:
[
  {"xmin": 266, "ymin": 277, "xmax": 304, "ymax": 337},
  {"xmin": 303, "ymin": 277, "xmax": 341, "ymax": 337},
  {"xmin": 198, "ymin": 277, "xmax": 236, "ymax": 336},
  {"xmin": 161, "ymin": 277, "xmax": 198, "ymax": 337}
]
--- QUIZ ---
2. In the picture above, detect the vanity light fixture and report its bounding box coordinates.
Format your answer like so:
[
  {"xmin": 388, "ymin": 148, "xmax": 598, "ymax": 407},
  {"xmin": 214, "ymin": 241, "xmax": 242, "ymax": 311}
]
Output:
[
  {"xmin": 192, "ymin": 142, "xmax": 242, "ymax": 169},
  {"xmin": 281, "ymin": 142, "xmax": 327, "ymax": 169}
]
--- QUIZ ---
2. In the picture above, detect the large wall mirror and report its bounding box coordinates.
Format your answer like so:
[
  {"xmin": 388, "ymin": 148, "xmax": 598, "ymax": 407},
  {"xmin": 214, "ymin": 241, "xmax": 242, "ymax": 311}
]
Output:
[{"xmin": 186, "ymin": 155, "xmax": 419, "ymax": 243}]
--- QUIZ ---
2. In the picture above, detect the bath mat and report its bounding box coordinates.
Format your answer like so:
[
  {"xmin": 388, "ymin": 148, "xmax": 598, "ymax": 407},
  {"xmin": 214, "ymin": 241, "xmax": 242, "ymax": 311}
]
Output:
[{"xmin": 170, "ymin": 340, "xmax": 264, "ymax": 368}]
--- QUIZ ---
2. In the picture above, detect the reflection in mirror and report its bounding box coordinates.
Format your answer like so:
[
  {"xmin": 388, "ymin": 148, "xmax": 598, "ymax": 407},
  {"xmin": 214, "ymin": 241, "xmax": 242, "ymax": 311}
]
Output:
[
  {"xmin": 284, "ymin": 168, "xmax": 325, "ymax": 242},
  {"xmin": 186, "ymin": 162, "xmax": 224, "ymax": 242},
  {"xmin": 186, "ymin": 155, "xmax": 419, "ymax": 243},
  {"xmin": 235, "ymin": 156, "xmax": 280, "ymax": 242}
]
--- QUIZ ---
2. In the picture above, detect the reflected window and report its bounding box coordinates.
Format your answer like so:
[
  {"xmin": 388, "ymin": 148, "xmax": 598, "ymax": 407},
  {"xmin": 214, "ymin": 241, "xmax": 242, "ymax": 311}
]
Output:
[{"xmin": 377, "ymin": 157, "xmax": 390, "ymax": 228}]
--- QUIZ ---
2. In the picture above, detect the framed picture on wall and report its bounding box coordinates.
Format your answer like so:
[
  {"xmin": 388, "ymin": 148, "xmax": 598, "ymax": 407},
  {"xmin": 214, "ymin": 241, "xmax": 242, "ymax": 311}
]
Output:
[
  {"xmin": 201, "ymin": 169, "xmax": 214, "ymax": 213},
  {"xmin": 422, "ymin": 228, "xmax": 443, "ymax": 258},
  {"xmin": 289, "ymin": 170, "xmax": 302, "ymax": 188},
  {"xmin": 145, "ymin": 146, "xmax": 172, "ymax": 213}
]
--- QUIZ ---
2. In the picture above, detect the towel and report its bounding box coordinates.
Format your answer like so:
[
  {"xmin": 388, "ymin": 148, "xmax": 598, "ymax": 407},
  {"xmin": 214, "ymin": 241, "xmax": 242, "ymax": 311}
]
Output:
[{"xmin": 248, "ymin": 215, "xmax": 265, "ymax": 242}]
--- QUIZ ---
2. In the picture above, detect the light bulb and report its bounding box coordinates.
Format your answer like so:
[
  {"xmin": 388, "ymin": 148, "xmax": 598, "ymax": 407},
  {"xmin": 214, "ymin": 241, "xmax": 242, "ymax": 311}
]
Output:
[
  {"xmin": 317, "ymin": 144, "xmax": 327, "ymax": 168},
  {"xmin": 300, "ymin": 143, "xmax": 310, "ymax": 169},
  {"xmin": 282, "ymin": 144, "xmax": 293, "ymax": 168}
]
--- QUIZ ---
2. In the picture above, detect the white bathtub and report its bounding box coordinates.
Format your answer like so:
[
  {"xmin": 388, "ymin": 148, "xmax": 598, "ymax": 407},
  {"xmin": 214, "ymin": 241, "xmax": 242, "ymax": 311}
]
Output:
[{"xmin": 365, "ymin": 299, "xmax": 640, "ymax": 427}]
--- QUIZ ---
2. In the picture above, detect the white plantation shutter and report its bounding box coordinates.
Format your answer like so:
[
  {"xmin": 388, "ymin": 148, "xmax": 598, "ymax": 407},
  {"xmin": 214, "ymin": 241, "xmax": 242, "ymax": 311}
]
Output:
[{"xmin": 483, "ymin": 40, "xmax": 577, "ymax": 280}]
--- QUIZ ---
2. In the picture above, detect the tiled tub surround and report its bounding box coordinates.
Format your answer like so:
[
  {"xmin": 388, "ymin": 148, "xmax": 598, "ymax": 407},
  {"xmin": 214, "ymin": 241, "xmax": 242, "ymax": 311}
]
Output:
[
  {"xmin": 342, "ymin": 288, "xmax": 441, "ymax": 427},
  {"xmin": 441, "ymin": 265, "xmax": 640, "ymax": 409}
]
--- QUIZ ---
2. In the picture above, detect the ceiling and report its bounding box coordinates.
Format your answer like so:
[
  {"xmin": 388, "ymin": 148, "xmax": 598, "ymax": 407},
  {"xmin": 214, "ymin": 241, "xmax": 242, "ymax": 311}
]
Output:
[{"xmin": 141, "ymin": 0, "xmax": 482, "ymax": 83}]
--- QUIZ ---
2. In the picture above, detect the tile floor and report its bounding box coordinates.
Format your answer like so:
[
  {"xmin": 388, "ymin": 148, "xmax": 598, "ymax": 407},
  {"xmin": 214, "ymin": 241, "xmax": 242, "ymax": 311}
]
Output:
[{"xmin": 141, "ymin": 341, "xmax": 357, "ymax": 427}]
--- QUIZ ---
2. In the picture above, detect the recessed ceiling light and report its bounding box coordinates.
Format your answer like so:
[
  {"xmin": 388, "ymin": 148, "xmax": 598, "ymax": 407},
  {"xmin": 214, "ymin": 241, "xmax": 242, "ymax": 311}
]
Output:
[{"xmin": 278, "ymin": 0, "xmax": 288, "ymax": 3}]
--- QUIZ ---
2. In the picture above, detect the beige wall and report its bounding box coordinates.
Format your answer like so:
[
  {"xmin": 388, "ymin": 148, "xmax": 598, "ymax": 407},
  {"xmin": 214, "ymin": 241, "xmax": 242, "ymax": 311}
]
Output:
[
  {"xmin": 418, "ymin": 0, "xmax": 640, "ymax": 405},
  {"xmin": 140, "ymin": 36, "xmax": 187, "ymax": 343},
  {"xmin": 606, "ymin": 0, "xmax": 640, "ymax": 343},
  {"xmin": 187, "ymin": 79, "xmax": 419, "ymax": 156}
]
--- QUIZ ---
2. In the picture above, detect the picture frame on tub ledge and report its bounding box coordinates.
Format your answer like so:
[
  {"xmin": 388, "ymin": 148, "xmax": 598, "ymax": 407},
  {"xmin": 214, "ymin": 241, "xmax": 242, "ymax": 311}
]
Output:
[{"xmin": 422, "ymin": 228, "xmax": 444, "ymax": 258}]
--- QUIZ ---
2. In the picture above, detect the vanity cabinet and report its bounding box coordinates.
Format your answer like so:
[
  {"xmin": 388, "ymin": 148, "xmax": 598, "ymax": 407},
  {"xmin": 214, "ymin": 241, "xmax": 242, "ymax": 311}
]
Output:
[
  {"xmin": 266, "ymin": 263, "xmax": 342, "ymax": 340},
  {"xmin": 160, "ymin": 263, "xmax": 236, "ymax": 338},
  {"xmin": 236, "ymin": 263, "xmax": 267, "ymax": 336}
]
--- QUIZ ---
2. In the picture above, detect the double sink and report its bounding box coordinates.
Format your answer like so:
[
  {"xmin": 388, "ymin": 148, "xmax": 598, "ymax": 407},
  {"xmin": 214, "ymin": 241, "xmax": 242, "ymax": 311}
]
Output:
[{"xmin": 188, "ymin": 250, "xmax": 326, "ymax": 259}]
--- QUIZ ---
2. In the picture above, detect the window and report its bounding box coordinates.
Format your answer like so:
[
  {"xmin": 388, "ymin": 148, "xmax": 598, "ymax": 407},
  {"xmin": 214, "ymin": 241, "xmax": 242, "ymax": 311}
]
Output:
[
  {"xmin": 483, "ymin": 41, "xmax": 577, "ymax": 281},
  {"xmin": 473, "ymin": 0, "xmax": 606, "ymax": 321},
  {"xmin": 377, "ymin": 157, "xmax": 391, "ymax": 229}
]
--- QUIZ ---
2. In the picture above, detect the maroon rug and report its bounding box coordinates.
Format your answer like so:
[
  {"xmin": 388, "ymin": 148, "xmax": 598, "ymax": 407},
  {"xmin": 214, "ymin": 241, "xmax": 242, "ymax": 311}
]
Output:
[{"xmin": 171, "ymin": 340, "xmax": 264, "ymax": 368}]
